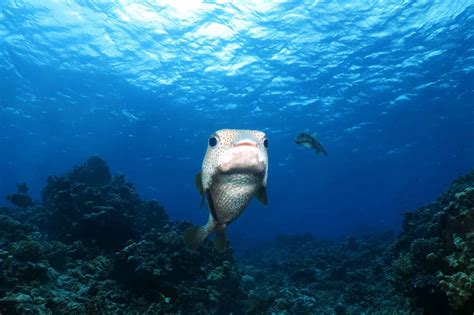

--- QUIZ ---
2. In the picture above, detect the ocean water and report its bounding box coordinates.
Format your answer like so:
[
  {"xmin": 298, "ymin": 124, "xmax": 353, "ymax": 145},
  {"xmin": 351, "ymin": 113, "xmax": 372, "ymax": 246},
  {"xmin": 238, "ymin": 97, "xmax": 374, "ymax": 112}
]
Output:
[{"xmin": 1, "ymin": 0, "xmax": 473, "ymax": 246}]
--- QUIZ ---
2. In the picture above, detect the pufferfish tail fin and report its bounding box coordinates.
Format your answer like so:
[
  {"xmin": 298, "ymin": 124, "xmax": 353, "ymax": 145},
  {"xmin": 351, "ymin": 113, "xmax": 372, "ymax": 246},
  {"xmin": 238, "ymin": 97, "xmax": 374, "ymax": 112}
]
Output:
[
  {"xmin": 184, "ymin": 225, "xmax": 210, "ymax": 251},
  {"xmin": 213, "ymin": 228, "xmax": 228, "ymax": 253}
]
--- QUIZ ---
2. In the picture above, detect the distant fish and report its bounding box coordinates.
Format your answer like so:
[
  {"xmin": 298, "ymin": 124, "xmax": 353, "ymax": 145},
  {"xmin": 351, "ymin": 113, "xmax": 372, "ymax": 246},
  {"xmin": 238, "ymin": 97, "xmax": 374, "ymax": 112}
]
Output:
[
  {"xmin": 184, "ymin": 129, "xmax": 269, "ymax": 253},
  {"xmin": 6, "ymin": 194, "xmax": 32, "ymax": 208},
  {"xmin": 6, "ymin": 182, "xmax": 32, "ymax": 207},
  {"xmin": 16, "ymin": 182, "xmax": 28, "ymax": 194},
  {"xmin": 295, "ymin": 133, "xmax": 327, "ymax": 156}
]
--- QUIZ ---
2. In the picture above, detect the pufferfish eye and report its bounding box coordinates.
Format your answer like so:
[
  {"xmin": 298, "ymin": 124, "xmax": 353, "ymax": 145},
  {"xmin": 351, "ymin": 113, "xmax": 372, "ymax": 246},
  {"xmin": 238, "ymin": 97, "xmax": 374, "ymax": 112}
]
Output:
[
  {"xmin": 263, "ymin": 139, "xmax": 268, "ymax": 148},
  {"xmin": 209, "ymin": 137, "xmax": 218, "ymax": 147}
]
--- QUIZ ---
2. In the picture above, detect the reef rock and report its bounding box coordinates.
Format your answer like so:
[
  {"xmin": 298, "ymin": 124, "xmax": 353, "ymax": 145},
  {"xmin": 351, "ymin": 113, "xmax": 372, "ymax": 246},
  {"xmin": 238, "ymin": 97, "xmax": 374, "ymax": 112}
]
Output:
[
  {"xmin": 0, "ymin": 157, "xmax": 246, "ymax": 314},
  {"xmin": 38, "ymin": 156, "xmax": 168, "ymax": 251},
  {"xmin": 1, "ymin": 156, "xmax": 472, "ymax": 314},
  {"xmin": 112, "ymin": 224, "xmax": 246, "ymax": 314},
  {"xmin": 238, "ymin": 232, "xmax": 412, "ymax": 314},
  {"xmin": 390, "ymin": 171, "xmax": 474, "ymax": 314}
]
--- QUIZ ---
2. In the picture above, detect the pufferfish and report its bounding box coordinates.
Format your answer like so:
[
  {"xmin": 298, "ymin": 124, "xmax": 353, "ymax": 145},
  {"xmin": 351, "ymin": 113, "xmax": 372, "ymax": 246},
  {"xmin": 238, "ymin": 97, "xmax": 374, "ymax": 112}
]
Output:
[{"xmin": 184, "ymin": 129, "xmax": 269, "ymax": 253}]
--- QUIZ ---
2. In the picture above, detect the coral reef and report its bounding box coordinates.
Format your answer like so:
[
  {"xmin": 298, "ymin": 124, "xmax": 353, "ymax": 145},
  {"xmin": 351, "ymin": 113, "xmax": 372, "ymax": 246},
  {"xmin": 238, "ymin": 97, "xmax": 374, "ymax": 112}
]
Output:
[
  {"xmin": 0, "ymin": 156, "xmax": 472, "ymax": 314},
  {"xmin": 0, "ymin": 157, "xmax": 245, "ymax": 314},
  {"xmin": 112, "ymin": 226, "xmax": 245, "ymax": 314},
  {"xmin": 390, "ymin": 171, "xmax": 474, "ymax": 314},
  {"xmin": 238, "ymin": 232, "xmax": 414, "ymax": 314},
  {"xmin": 38, "ymin": 156, "xmax": 169, "ymax": 251}
]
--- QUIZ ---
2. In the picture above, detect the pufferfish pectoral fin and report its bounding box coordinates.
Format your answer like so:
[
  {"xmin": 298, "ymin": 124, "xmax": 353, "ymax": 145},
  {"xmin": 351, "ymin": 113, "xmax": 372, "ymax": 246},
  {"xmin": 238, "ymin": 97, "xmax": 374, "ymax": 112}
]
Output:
[
  {"xmin": 206, "ymin": 189, "xmax": 219, "ymax": 222},
  {"xmin": 195, "ymin": 172, "xmax": 205, "ymax": 208},
  {"xmin": 255, "ymin": 186, "xmax": 268, "ymax": 205}
]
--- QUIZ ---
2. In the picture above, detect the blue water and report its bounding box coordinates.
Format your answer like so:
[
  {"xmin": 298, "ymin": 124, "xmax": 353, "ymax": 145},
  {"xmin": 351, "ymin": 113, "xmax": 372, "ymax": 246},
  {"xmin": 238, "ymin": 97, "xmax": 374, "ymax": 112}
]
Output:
[{"xmin": 1, "ymin": 0, "xmax": 473, "ymax": 246}]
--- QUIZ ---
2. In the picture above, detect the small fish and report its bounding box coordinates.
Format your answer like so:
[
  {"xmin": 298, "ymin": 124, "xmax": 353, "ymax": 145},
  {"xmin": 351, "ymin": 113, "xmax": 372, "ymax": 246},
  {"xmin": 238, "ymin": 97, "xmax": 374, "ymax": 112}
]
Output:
[
  {"xmin": 16, "ymin": 182, "xmax": 28, "ymax": 194},
  {"xmin": 6, "ymin": 194, "xmax": 32, "ymax": 208},
  {"xmin": 184, "ymin": 129, "xmax": 269, "ymax": 253},
  {"xmin": 295, "ymin": 133, "xmax": 327, "ymax": 156}
]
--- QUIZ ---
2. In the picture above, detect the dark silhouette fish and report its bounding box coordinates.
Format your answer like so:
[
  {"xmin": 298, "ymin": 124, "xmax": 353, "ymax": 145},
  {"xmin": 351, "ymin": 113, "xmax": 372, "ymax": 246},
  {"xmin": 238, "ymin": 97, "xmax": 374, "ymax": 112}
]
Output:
[
  {"xmin": 295, "ymin": 133, "xmax": 327, "ymax": 156},
  {"xmin": 17, "ymin": 182, "xmax": 28, "ymax": 194},
  {"xmin": 6, "ymin": 182, "xmax": 32, "ymax": 207},
  {"xmin": 6, "ymin": 194, "xmax": 32, "ymax": 208}
]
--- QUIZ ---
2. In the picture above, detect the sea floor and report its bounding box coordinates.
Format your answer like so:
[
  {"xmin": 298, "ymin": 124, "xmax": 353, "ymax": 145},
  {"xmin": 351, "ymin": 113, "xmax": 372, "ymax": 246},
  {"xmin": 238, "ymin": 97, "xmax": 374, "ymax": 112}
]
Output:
[{"xmin": 0, "ymin": 156, "xmax": 472, "ymax": 314}]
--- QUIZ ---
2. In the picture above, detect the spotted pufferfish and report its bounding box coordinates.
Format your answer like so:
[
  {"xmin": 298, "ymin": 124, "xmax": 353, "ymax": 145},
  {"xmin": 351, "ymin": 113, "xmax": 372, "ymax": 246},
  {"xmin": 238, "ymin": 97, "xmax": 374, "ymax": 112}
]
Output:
[{"xmin": 184, "ymin": 129, "xmax": 269, "ymax": 253}]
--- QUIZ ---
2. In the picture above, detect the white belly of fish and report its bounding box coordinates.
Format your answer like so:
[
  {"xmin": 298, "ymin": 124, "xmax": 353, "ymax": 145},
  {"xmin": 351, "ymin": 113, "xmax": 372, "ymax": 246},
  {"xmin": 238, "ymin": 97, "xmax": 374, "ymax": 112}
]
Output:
[{"xmin": 210, "ymin": 173, "xmax": 262, "ymax": 224}]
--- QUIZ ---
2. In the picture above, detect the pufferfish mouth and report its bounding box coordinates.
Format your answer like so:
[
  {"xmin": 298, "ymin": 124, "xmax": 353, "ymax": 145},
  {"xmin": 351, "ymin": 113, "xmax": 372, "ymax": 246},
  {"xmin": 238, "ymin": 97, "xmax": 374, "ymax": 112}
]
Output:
[
  {"xmin": 217, "ymin": 144, "xmax": 266, "ymax": 174},
  {"xmin": 232, "ymin": 140, "xmax": 258, "ymax": 148}
]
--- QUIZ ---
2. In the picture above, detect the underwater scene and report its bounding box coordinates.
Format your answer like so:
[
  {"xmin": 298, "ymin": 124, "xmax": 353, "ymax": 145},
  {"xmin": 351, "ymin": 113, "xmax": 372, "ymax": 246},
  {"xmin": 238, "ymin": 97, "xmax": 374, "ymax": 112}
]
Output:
[{"xmin": 0, "ymin": 1, "xmax": 473, "ymax": 314}]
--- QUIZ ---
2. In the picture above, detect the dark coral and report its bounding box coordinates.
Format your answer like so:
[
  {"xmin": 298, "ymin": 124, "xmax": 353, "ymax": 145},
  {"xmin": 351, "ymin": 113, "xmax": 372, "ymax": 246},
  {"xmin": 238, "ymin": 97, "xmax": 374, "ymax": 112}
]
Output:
[
  {"xmin": 389, "ymin": 170, "xmax": 474, "ymax": 314},
  {"xmin": 112, "ymin": 224, "xmax": 246, "ymax": 314},
  {"xmin": 238, "ymin": 232, "xmax": 412, "ymax": 314},
  {"xmin": 67, "ymin": 155, "xmax": 112, "ymax": 187},
  {"xmin": 38, "ymin": 156, "xmax": 168, "ymax": 251},
  {"xmin": 0, "ymin": 156, "xmax": 472, "ymax": 314},
  {"xmin": 0, "ymin": 156, "xmax": 245, "ymax": 314},
  {"xmin": 0, "ymin": 213, "xmax": 35, "ymax": 242}
]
